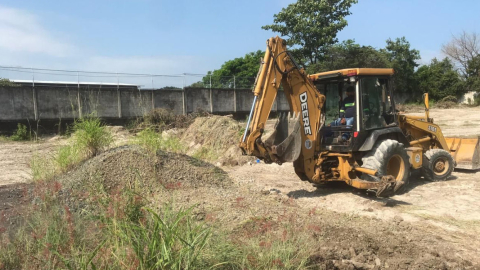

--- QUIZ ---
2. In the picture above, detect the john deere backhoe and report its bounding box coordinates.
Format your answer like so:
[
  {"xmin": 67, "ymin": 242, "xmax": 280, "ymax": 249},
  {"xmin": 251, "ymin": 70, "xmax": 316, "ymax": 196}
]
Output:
[{"xmin": 239, "ymin": 36, "xmax": 480, "ymax": 197}]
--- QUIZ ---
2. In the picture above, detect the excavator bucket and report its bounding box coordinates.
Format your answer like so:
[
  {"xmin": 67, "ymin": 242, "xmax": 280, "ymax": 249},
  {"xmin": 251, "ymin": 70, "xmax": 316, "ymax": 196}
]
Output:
[
  {"xmin": 264, "ymin": 112, "xmax": 302, "ymax": 163},
  {"xmin": 445, "ymin": 136, "xmax": 480, "ymax": 170}
]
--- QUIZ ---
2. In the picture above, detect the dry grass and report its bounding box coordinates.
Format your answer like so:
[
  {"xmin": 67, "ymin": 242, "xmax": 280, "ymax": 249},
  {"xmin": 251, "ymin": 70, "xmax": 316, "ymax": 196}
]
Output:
[{"xmin": 181, "ymin": 115, "xmax": 252, "ymax": 165}]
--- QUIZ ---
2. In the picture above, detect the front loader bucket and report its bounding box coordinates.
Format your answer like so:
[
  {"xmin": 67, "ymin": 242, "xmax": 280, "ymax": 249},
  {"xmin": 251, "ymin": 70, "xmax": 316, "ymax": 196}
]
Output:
[
  {"xmin": 264, "ymin": 112, "xmax": 302, "ymax": 163},
  {"xmin": 446, "ymin": 136, "xmax": 480, "ymax": 170}
]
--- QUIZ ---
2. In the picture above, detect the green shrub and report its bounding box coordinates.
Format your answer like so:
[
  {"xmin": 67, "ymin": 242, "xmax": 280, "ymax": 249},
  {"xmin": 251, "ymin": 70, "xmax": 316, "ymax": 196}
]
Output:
[
  {"xmin": 133, "ymin": 128, "xmax": 184, "ymax": 154},
  {"xmin": 0, "ymin": 78, "xmax": 19, "ymax": 87},
  {"xmin": 11, "ymin": 123, "xmax": 30, "ymax": 141},
  {"xmin": 72, "ymin": 117, "xmax": 113, "ymax": 157},
  {"xmin": 133, "ymin": 128, "xmax": 162, "ymax": 153}
]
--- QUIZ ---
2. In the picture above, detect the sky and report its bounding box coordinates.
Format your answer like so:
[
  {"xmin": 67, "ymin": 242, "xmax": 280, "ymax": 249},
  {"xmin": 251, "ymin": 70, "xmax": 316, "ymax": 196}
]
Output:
[{"xmin": 0, "ymin": 0, "xmax": 479, "ymax": 86}]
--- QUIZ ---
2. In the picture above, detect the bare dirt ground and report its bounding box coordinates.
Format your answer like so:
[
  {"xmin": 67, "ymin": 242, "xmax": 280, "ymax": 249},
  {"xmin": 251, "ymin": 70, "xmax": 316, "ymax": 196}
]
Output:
[
  {"xmin": 408, "ymin": 106, "xmax": 480, "ymax": 137},
  {"xmin": 0, "ymin": 138, "xmax": 60, "ymax": 186},
  {"xmin": 224, "ymin": 107, "xmax": 480, "ymax": 265},
  {"xmin": 0, "ymin": 108, "xmax": 480, "ymax": 267}
]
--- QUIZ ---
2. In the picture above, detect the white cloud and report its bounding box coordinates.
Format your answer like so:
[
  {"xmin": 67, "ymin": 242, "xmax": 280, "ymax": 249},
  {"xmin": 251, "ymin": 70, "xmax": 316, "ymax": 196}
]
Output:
[
  {"xmin": 0, "ymin": 6, "xmax": 74, "ymax": 57},
  {"xmin": 0, "ymin": 5, "xmax": 212, "ymax": 86}
]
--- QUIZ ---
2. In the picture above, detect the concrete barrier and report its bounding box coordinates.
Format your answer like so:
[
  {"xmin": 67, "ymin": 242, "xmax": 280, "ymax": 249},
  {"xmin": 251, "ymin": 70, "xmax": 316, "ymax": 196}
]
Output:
[
  {"xmin": 0, "ymin": 86, "xmax": 290, "ymax": 121},
  {"xmin": 0, "ymin": 87, "xmax": 36, "ymax": 120}
]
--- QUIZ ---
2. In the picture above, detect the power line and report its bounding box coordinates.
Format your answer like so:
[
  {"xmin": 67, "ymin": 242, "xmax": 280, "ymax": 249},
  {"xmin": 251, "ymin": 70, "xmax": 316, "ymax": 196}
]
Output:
[{"xmin": 0, "ymin": 65, "xmax": 186, "ymax": 77}]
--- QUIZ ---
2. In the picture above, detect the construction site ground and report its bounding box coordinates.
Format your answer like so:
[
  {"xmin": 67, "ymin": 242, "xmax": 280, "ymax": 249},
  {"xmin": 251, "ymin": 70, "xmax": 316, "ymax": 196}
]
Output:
[{"xmin": 1, "ymin": 106, "xmax": 480, "ymax": 268}]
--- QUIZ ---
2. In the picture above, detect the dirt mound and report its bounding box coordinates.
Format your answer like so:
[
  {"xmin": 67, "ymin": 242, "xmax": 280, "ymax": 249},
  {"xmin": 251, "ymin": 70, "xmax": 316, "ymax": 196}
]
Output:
[
  {"xmin": 59, "ymin": 145, "xmax": 231, "ymax": 195},
  {"xmin": 133, "ymin": 108, "xmax": 211, "ymax": 132},
  {"xmin": 180, "ymin": 115, "xmax": 253, "ymax": 166}
]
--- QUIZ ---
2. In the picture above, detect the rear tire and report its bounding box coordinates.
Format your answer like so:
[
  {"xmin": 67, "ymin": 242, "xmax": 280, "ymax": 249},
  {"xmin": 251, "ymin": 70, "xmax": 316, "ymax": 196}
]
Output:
[
  {"xmin": 422, "ymin": 149, "xmax": 455, "ymax": 182},
  {"xmin": 362, "ymin": 140, "xmax": 410, "ymax": 193}
]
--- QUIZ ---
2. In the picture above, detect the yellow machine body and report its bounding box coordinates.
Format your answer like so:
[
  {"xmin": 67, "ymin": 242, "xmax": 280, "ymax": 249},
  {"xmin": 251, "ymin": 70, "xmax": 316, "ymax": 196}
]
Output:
[
  {"xmin": 398, "ymin": 93, "xmax": 480, "ymax": 170},
  {"xmin": 240, "ymin": 37, "xmax": 479, "ymax": 197}
]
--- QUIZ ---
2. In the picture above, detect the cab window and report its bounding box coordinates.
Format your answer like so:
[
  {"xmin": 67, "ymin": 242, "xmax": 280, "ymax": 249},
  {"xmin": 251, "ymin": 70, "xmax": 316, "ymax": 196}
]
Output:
[
  {"xmin": 361, "ymin": 77, "xmax": 394, "ymax": 130},
  {"xmin": 317, "ymin": 82, "xmax": 340, "ymax": 125}
]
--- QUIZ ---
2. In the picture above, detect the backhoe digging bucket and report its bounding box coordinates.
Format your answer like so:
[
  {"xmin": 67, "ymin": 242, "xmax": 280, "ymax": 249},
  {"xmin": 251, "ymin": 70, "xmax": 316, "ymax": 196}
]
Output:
[
  {"xmin": 445, "ymin": 136, "xmax": 480, "ymax": 170},
  {"xmin": 264, "ymin": 112, "xmax": 302, "ymax": 163}
]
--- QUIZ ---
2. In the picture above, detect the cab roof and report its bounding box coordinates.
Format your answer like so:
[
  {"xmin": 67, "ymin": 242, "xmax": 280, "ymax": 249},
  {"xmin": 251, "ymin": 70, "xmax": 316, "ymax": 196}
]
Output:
[{"xmin": 309, "ymin": 68, "xmax": 394, "ymax": 81}]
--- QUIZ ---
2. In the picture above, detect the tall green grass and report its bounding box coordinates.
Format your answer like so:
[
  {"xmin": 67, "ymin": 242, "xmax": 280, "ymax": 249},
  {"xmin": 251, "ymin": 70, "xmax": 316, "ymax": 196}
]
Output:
[
  {"xmin": 0, "ymin": 176, "xmax": 321, "ymax": 270},
  {"xmin": 72, "ymin": 117, "xmax": 113, "ymax": 157},
  {"xmin": 30, "ymin": 117, "xmax": 113, "ymax": 181},
  {"xmin": 132, "ymin": 128, "xmax": 184, "ymax": 154},
  {"xmin": 115, "ymin": 205, "xmax": 211, "ymax": 269}
]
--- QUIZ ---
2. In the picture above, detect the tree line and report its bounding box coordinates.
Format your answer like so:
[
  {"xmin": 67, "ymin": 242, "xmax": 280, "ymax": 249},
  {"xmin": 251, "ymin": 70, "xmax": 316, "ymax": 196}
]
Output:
[{"xmin": 195, "ymin": 0, "xmax": 480, "ymax": 104}]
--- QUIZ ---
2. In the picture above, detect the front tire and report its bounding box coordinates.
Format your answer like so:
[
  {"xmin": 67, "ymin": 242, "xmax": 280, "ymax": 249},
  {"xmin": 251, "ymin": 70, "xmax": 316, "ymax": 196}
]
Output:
[
  {"xmin": 422, "ymin": 149, "xmax": 455, "ymax": 182},
  {"xmin": 362, "ymin": 139, "xmax": 411, "ymax": 193}
]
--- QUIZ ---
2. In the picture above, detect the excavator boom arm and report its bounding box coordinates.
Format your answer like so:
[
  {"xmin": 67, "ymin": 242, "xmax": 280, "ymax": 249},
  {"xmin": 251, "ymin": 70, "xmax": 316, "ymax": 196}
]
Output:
[{"xmin": 239, "ymin": 37, "xmax": 325, "ymax": 179}]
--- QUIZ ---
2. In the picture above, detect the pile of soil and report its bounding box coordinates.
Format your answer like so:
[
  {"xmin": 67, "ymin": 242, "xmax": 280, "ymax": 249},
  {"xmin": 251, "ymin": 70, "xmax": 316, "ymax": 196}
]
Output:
[
  {"xmin": 132, "ymin": 108, "xmax": 211, "ymax": 132},
  {"xmin": 180, "ymin": 115, "xmax": 253, "ymax": 166},
  {"xmin": 59, "ymin": 145, "xmax": 231, "ymax": 195}
]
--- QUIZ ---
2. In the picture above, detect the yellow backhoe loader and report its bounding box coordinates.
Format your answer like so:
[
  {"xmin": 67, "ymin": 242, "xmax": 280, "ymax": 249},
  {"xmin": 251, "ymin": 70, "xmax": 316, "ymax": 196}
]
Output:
[{"xmin": 239, "ymin": 36, "xmax": 480, "ymax": 197}]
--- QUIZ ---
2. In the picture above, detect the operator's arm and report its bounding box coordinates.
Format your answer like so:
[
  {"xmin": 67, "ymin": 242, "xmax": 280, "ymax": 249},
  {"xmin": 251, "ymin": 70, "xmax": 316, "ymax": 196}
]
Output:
[{"xmin": 339, "ymin": 99, "xmax": 346, "ymax": 118}]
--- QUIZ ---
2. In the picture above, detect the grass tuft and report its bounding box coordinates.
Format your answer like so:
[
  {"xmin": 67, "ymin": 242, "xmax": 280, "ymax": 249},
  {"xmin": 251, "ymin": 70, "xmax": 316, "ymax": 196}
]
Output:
[
  {"xmin": 72, "ymin": 117, "xmax": 113, "ymax": 157},
  {"xmin": 132, "ymin": 128, "xmax": 184, "ymax": 154}
]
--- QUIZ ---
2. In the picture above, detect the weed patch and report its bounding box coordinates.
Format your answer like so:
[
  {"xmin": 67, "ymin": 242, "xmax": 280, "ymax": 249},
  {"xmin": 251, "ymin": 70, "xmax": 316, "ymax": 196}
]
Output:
[
  {"xmin": 132, "ymin": 108, "xmax": 210, "ymax": 132},
  {"xmin": 132, "ymin": 128, "xmax": 184, "ymax": 154},
  {"xmin": 72, "ymin": 117, "xmax": 113, "ymax": 157},
  {"xmin": 10, "ymin": 123, "xmax": 30, "ymax": 141}
]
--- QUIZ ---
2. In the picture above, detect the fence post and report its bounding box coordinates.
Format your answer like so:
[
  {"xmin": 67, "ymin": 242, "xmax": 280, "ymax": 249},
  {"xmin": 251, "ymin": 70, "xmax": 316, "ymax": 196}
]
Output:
[
  {"xmin": 151, "ymin": 90, "xmax": 155, "ymax": 110},
  {"xmin": 77, "ymin": 72, "xmax": 82, "ymax": 118},
  {"xmin": 209, "ymin": 74, "xmax": 213, "ymax": 113},
  {"xmin": 182, "ymin": 74, "xmax": 186, "ymax": 115},
  {"xmin": 233, "ymin": 88, "xmax": 236, "ymax": 113},
  {"xmin": 210, "ymin": 89, "xmax": 213, "ymax": 113},
  {"xmin": 32, "ymin": 69, "xmax": 38, "ymax": 120},
  {"xmin": 117, "ymin": 73, "xmax": 121, "ymax": 118},
  {"xmin": 233, "ymin": 75, "xmax": 236, "ymax": 113}
]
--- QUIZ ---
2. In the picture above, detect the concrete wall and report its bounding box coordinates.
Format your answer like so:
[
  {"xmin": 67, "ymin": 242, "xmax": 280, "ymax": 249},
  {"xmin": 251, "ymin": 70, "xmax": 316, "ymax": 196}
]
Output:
[
  {"xmin": 235, "ymin": 89, "xmax": 255, "ymax": 112},
  {"xmin": 185, "ymin": 88, "xmax": 210, "ymax": 113},
  {"xmin": 80, "ymin": 88, "xmax": 118, "ymax": 118},
  {"xmin": 0, "ymin": 86, "xmax": 290, "ymax": 121},
  {"xmin": 36, "ymin": 87, "xmax": 79, "ymax": 119},
  {"xmin": 153, "ymin": 90, "xmax": 184, "ymax": 115},
  {"xmin": 212, "ymin": 89, "xmax": 235, "ymax": 113},
  {"xmin": 0, "ymin": 87, "xmax": 36, "ymax": 120}
]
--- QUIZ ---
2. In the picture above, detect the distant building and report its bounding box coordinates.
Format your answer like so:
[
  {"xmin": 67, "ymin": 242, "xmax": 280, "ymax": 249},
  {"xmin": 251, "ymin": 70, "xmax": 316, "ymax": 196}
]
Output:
[{"xmin": 11, "ymin": 80, "xmax": 141, "ymax": 90}]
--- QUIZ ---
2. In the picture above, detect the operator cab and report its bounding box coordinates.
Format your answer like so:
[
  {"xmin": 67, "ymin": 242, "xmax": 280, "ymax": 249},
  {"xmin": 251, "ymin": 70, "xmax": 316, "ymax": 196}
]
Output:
[{"xmin": 309, "ymin": 68, "xmax": 397, "ymax": 153}]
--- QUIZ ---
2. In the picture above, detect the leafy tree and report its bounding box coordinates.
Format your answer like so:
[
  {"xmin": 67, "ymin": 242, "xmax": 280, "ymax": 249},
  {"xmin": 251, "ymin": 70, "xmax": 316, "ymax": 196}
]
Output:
[
  {"xmin": 200, "ymin": 50, "xmax": 264, "ymax": 89},
  {"xmin": 466, "ymin": 55, "xmax": 480, "ymax": 92},
  {"xmin": 262, "ymin": 0, "xmax": 357, "ymax": 66},
  {"xmin": 307, "ymin": 40, "xmax": 390, "ymax": 73},
  {"xmin": 187, "ymin": 81, "xmax": 205, "ymax": 88},
  {"xmin": 415, "ymin": 58, "xmax": 465, "ymax": 100},
  {"xmin": 383, "ymin": 37, "xmax": 420, "ymax": 96},
  {"xmin": 0, "ymin": 78, "xmax": 18, "ymax": 87},
  {"xmin": 159, "ymin": 86, "xmax": 181, "ymax": 90}
]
